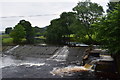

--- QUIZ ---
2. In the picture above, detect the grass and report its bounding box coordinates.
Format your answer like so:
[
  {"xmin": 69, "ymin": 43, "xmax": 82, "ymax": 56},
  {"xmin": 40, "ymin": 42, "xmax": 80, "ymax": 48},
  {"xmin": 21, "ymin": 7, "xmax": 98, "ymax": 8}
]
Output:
[
  {"xmin": 1, "ymin": 34, "xmax": 46, "ymax": 44},
  {"xmin": 1, "ymin": 34, "xmax": 10, "ymax": 38},
  {"xmin": 2, "ymin": 38, "xmax": 13, "ymax": 45}
]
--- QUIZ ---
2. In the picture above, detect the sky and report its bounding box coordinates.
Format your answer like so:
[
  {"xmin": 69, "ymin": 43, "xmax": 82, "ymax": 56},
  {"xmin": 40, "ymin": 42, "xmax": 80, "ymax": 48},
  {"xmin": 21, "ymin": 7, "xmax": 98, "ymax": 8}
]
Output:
[{"xmin": 0, "ymin": 0, "xmax": 112, "ymax": 31}]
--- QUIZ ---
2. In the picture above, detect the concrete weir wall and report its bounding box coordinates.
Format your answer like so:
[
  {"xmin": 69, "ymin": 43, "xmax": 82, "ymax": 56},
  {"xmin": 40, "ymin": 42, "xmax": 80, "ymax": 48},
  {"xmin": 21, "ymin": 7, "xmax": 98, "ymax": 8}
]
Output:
[
  {"xmin": 2, "ymin": 45, "xmax": 87, "ymax": 62},
  {"xmin": 3, "ymin": 45, "xmax": 61, "ymax": 58}
]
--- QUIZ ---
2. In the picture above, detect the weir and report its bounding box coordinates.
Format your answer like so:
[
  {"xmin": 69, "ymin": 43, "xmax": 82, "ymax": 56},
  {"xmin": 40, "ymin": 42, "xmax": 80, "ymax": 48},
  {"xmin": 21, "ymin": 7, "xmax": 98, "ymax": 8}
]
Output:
[
  {"xmin": 50, "ymin": 46, "xmax": 94, "ymax": 77},
  {"xmin": 5, "ymin": 45, "xmax": 19, "ymax": 54},
  {"xmin": 49, "ymin": 46, "xmax": 69, "ymax": 61}
]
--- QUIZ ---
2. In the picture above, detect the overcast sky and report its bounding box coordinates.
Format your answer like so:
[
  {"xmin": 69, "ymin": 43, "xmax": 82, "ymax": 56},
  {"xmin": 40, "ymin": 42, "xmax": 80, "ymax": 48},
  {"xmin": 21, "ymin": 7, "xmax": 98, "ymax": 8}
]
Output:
[{"xmin": 0, "ymin": 0, "xmax": 111, "ymax": 31}]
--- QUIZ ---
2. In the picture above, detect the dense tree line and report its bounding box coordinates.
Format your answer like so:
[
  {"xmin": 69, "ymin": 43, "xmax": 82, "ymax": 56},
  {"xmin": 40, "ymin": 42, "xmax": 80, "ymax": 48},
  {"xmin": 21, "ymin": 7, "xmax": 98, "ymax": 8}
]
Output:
[{"xmin": 46, "ymin": 1, "xmax": 104, "ymax": 44}]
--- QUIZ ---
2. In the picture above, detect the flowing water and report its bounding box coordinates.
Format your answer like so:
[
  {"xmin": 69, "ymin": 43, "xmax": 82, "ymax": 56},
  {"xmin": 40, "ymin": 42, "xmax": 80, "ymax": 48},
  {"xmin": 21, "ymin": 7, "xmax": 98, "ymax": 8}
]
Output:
[
  {"xmin": 49, "ymin": 46, "xmax": 94, "ymax": 77},
  {"xmin": 2, "ymin": 45, "xmax": 96, "ymax": 78},
  {"xmin": 50, "ymin": 64, "xmax": 93, "ymax": 77},
  {"xmin": 48, "ymin": 46, "xmax": 69, "ymax": 61},
  {"xmin": 1, "ymin": 55, "xmax": 46, "ymax": 68},
  {"xmin": 5, "ymin": 45, "xmax": 19, "ymax": 54}
]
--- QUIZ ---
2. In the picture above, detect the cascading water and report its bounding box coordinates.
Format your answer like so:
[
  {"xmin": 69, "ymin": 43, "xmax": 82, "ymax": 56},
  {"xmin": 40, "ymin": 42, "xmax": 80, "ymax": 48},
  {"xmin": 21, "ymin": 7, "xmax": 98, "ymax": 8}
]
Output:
[
  {"xmin": 49, "ymin": 46, "xmax": 94, "ymax": 77},
  {"xmin": 5, "ymin": 45, "xmax": 19, "ymax": 54},
  {"xmin": 49, "ymin": 46, "xmax": 69, "ymax": 61},
  {"xmin": 50, "ymin": 64, "xmax": 93, "ymax": 77}
]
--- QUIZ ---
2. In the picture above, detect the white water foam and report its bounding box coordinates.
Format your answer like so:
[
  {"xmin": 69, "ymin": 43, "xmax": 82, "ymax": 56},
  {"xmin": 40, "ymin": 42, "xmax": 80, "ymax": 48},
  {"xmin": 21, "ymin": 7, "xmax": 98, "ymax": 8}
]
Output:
[
  {"xmin": 17, "ymin": 63, "xmax": 45, "ymax": 67},
  {"xmin": 48, "ymin": 46, "xmax": 69, "ymax": 61},
  {"xmin": 5, "ymin": 45, "xmax": 19, "ymax": 53},
  {"xmin": 50, "ymin": 65, "xmax": 92, "ymax": 77}
]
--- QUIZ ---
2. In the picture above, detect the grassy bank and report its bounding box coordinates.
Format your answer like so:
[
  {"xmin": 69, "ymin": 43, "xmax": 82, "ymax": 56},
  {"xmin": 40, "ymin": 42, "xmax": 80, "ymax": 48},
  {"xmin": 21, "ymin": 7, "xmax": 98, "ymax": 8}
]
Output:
[
  {"xmin": 1, "ymin": 34, "xmax": 46, "ymax": 45},
  {"xmin": 2, "ymin": 38, "xmax": 13, "ymax": 45},
  {"xmin": 1, "ymin": 34, "xmax": 14, "ymax": 45}
]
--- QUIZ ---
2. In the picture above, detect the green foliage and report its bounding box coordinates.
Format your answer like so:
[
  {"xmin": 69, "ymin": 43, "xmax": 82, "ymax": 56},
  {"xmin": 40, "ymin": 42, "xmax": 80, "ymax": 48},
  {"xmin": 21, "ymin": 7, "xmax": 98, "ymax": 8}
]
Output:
[
  {"xmin": 35, "ymin": 36, "xmax": 46, "ymax": 39},
  {"xmin": 46, "ymin": 1, "xmax": 104, "ymax": 44},
  {"xmin": 107, "ymin": 1, "xmax": 120, "ymax": 12},
  {"xmin": 18, "ymin": 20, "xmax": 35, "ymax": 44},
  {"xmin": 94, "ymin": 4, "xmax": 120, "ymax": 55},
  {"xmin": 10, "ymin": 24, "xmax": 26, "ymax": 44},
  {"xmin": 34, "ymin": 26, "xmax": 46, "ymax": 33},
  {"xmin": 59, "ymin": 12, "xmax": 76, "ymax": 35},
  {"xmin": 105, "ymin": 3, "xmax": 120, "ymax": 73},
  {"xmin": 1, "ymin": 34, "xmax": 13, "ymax": 45},
  {"xmin": 33, "ymin": 26, "xmax": 46, "ymax": 37},
  {"xmin": 73, "ymin": 1, "xmax": 104, "ymax": 44},
  {"xmin": 1, "ymin": 34, "xmax": 10, "ymax": 38},
  {"xmin": 46, "ymin": 12, "xmax": 76, "ymax": 44},
  {"xmin": 46, "ymin": 19, "xmax": 62, "ymax": 44},
  {"xmin": 5, "ymin": 27, "xmax": 12, "ymax": 34},
  {"xmin": 2, "ymin": 38, "xmax": 13, "ymax": 45}
]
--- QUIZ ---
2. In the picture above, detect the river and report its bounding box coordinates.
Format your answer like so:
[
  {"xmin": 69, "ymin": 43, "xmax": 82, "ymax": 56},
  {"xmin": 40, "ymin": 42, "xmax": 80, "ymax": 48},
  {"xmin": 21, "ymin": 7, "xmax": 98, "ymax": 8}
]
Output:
[{"xmin": 1, "ymin": 46, "xmax": 95, "ymax": 79}]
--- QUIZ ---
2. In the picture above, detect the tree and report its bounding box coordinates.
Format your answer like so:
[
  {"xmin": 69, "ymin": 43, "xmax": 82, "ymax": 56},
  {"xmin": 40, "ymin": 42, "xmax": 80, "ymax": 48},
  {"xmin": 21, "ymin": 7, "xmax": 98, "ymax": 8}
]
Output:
[
  {"xmin": 33, "ymin": 26, "xmax": 46, "ymax": 36},
  {"xmin": 73, "ymin": 0, "xmax": 104, "ymax": 44},
  {"xmin": 96, "ymin": 4, "xmax": 120, "ymax": 54},
  {"xmin": 59, "ymin": 12, "xmax": 77, "ymax": 43},
  {"xmin": 10, "ymin": 24, "xmax": 26, "ymax": 43},
  {"xmin": 46, "ymin": 19, "xmax": 63, "ymax": 44},
  {"xmin": 69, "ymin": 19, "xmax": 87, "ymax": 42},
  {"xmin": 94, "ymin": 4, "xmax": 120, "ymax": 73},
  {"xmin": 18, "ymin": 20, "xmax": 35, "ymax": 44},
  {"xmin": 5, "ymin": 27, "xmax": 12, "ymax": 34},
  {"xmin": 107, "ymin": 1, "xmax": 120, "ymax": 12},
  {"xmin": 59, "ymin": 12, "xmax": 76, "ymax": 35},
  {"xmin": 46, "ymin": 12, "xmax": 76, "ymax": 44}
]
